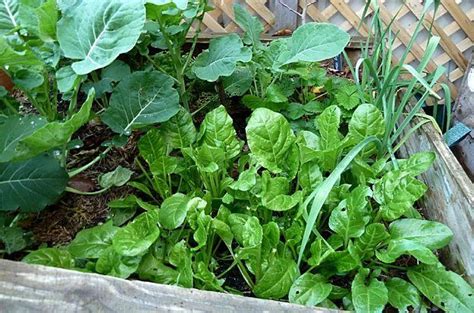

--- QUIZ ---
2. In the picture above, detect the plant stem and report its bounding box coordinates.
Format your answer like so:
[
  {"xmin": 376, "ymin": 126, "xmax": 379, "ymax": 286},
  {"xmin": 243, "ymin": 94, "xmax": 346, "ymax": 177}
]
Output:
[
  {"xmin": 68, "ymin": 146, "xmax": 112, "ymax": 177},
  {"xmin": 65, "ymin": 186, "xmax": 109, "ymax": 195}
]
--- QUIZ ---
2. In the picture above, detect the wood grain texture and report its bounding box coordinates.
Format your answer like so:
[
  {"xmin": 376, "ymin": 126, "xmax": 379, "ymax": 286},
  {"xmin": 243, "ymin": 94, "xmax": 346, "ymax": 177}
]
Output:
[
  {"xmin": 399, "ymin": 115, "xmax": 474, "ymax": 285},
  {"xmin": 268, "ymin": 0, "xmax": 298, "ymax": 32},
  {"xmin": 0, "ymin": 260, "xmax": 342, "ymax": 313}
]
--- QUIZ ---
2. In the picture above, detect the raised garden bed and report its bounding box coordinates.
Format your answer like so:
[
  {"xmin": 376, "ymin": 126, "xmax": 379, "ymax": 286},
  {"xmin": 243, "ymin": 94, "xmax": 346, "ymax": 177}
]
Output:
[{"xmin": 1, "ymin": 1, "xmax": 473, "ymax": 312}]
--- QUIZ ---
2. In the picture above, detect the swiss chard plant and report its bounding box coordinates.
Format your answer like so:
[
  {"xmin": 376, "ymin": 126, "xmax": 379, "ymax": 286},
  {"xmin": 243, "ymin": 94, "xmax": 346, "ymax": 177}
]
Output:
[{"xmin": 24, "ymin": 106, "xmax": 473, "ymax": 312}]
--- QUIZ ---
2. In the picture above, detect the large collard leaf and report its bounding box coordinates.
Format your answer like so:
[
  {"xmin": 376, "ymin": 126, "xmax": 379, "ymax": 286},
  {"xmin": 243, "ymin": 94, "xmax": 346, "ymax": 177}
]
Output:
[
  {"xmin": 408, "ymin": 265, "xmax": 474, "ymax": 313},
  {"xmin": 192, "ymin": 33, "xmax": 252, "ymax": 82},
  {"xmin": 246, "ymin": 108, "xmax": 296, "ymax": 174},
  {"xmin": 68, "ymin": 221, "xmax": 119, "ymax": 258},
  {"xmin": 352, "ymin": 269, "xmax": 388, "ymax": 313},
  {"xmin": 222, "ymin": 67, "xmax": 253, "ymax": 97},
  {"xmin": 277, "ymin": 23, "xmax": 350, "ymax": 66},
  {"xmin": 161, "ymin": 107, "xmax": 196, "ymax": 149},
  {"xmin": 102, "ymin": 71, "xmax": 179, "ymax": 134},
  {"xmin": 0, "ymin": 115, "xmax": 47, "ymax": 162},
  {"xmin": 198, "ymin": 105, "xmax": 242, "ymax": 159},
  {"xmin": 0, "ymin": 0, "xmax": 19, "ymax": 35},
  {"xmin": 233, "ymin": 4, "xmax": 263, "ymax": 48},
  {"xmin": 13, "ymin": 89, "xmax": 94, "ymax": 160},
  {"xmin": 385, "ymin": 278, "xmax": 421, "ymax": 312},
  {"xmin": 0, "ymin": 154, "xmax": 68, "ymax": 212},
  {"xmin": 113, "ymin": 210, "xmax": 160, "ymax": 256},
  {"xmin": 57, "ymin": 0, "xmax": 145, "ymax": 75},
  {"xmin": 253, "ymin": 257, "xmax": 300, "ymax": 299},
  {"xmin": 289, "ymin": 273, "xmax": 332, "ymax": 306}
]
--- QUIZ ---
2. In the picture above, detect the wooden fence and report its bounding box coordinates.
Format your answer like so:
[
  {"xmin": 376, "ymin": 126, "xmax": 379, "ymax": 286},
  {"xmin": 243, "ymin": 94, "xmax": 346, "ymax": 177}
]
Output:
[{"xmin": 196, "ymin": 0, "xmax": 474, "ymax": 99}]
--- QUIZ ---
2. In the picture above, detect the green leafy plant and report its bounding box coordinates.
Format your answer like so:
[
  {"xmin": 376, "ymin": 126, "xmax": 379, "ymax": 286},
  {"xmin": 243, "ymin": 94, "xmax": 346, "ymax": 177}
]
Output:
[{"xmin": 24, "ymin": 106, "xmax": 473, "ymax": 312}]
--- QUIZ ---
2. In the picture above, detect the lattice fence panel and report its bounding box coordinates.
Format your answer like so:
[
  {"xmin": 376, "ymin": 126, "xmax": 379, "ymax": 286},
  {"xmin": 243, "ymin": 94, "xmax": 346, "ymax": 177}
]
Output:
[{"xmin": 199, "ymin": 0, "xmax": 474, "ymax": 99}]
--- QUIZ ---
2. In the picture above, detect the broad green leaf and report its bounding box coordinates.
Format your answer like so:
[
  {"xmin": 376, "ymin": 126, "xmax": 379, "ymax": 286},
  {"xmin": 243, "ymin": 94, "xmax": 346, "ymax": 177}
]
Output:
[
  {"xmin": 98, "ymin": 166, "xmax": 133, "ymax": 189},
  {"xmin": 222, "ymin": 67, "xmax": 253, "ymax": 96},
  {"xmin": 246, "ymin": 108, "xmax": 296, "ymax": 174},
  {"xmin": 242, "ymin": 216, "xmax": 263, "ymax": 247},
  {"xmin": 138, "ymin": 128, "xmax": 167, "ymax": 164},
  {"xmin": 253, "ymin": 258, "xmax": 299, "ymax": 299},
  {"xmin": 23, "ymin": 248, "xmax": 74, "ymax": 269},
  {"xmin": 352, "ymin": 223, "xmax": 389, "ymax": 259},
  {"xmin": 260, "ymin": 171, "xmax": 301, "ymax": 211},
  {"xmin": 376, "ymin": 239, "xmax": 438, "ymax": 265},
  {"xmin": 278, "ymin": 23, "xmax": 349, "ymax": 65},
  {"xmin": 347, "ymin": 103, "xmax": 385, "ymax": 145},
  {"xmin": 316, "ymin": 105, "xmax": 341, "ymax": 149},
  {"xmin": 68, "ymin": 221, "xmax": 119, "ymax": 258},
  {"xmin": 0, "ymin": 0, "xmax": 19, "ymax": 34},
  {"xmin": 113, "ymin": 210, "xmax": 160, "ymax": 256},
  {"xmin": 198, "ymin": 105, "xmax": 242, "ymax": 159},
  {"xmin": 0, "ymin": 154, "xmax": 68, "ymax": 212},
  {"xmin": 335, "ymin": 84, "xmax": 360, "ymax": 110},
  {"xmin": 0, "ymin": 115, "xmax": 47, "ymax": 162},
  {"xmin": 191, "ymin": 211, "xmax": 212, "ymax": 251},
  {"xmin": 297, "ymin": 161, "xmax": 323, "ymax": 193},
  {"xmin": 0, "ymin": 226, "xmax": 27, "ymax": 254},
  {"xmin": 95, "ymin": 246, "xmax": 142, "ymax": 279},
  {"xmin": 57, "ymin": 0, "xmax": 145, "ymax": 75},
  {"xmin": 159, "ymin": 193, "xmax": 190, "ymax": 230},
  {"xmin": 56, "ymin": 66, "xmax": 79, "ymax": 93},
  {"xmin": 161, "ymin": 107, "xmax": 196, "ymax": 149},
  {"xmin": 385, "ymin": 278, "xmax": 421, "ymax": 312},
  {"xmin": 399, "ymin": 152, "xmax": 436, "ymax": 176},
  {"xmin": 138, "ymin": 253, "xmax": 180, "ymax": 285},
  {"xmin": 169, "ymin": 240, "xmax": 193, "ymax": 288},
  {"xmin": 212, "ymin": 219, "xmax": 233, "ymax": 247},
  {"xmin": 233, "ymin": 4, "xmax": 263, "ymax": 48},
  {"xmin": 230, "ymin": 167, "xmax": 257, "ymax": 192},
  {"xmin": 102, "ymin": 71, "xmax": 179, "ymax": 134},
  {"xmin": 374, "ymin": 170, "xmax": 427, "ymax": 221},
  {"xmin": 388, "ymin": 218, "xmax": 453, "ymax": 250},
  {"xmin": 289, "ymin": 273, "xmax": 332, "ymax": 306},
  {"xmin": 194, "ymin": 261, "xmax": 225, "ymax": 292},
  {"xmin": 0, "ymin": 37, "xmax": 42, "ymax": 67},
  {"xmin": 352, "ymin": 269, "xmax": 388, "ymax": 313},
  {"xmin": 12, "ymin": 69, "xmax": 44, "ymax": 90},
  {"xmin": 14, "ymin": 89, "xmax": 94, "ymax": 160},
  {"xmin": 192, "ymin": 33, "xmax": 252, "ymax": 82},
  {"xmin": 36, "ymin": 0, "xmax": 58, "ymax": 41},
  {"xmin": 408, "ymin": 265, "xmax": 474, "ymax": 313}
]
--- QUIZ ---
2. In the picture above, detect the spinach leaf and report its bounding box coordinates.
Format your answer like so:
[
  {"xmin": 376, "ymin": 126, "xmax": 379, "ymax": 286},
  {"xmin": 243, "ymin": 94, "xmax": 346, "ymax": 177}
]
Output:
[
  {"xmin": 351, "ymin": 269, "xmax": 388, "ymax": 313},
  {"xmin": 385, "ymin": 277, "xmax": 421, "ymax": 312},
  {"xmin": 161, "ymin": 107, "xmax": 196, "ymax": 149},
  {"xmin": 96, "ymin": 247, "xmax": 142, "ymax": 279},
  {"xmin": 408, "ymin": 265, "xmax": 474, "ymax": 313},
  {"xmin": 23, "ymin": 248, "xmax": 74, "ymax": 269},
  {"xmin": 113, "ymin": 210, "xmax": 160, "ymax": 256},
  {"xmin": 0, "ymin": 226, "xmax": 28, "ymax": 254},
  {"xmin": 68, "ymin": 221, "xmax": 119, "ymax": 258},
  {"xmin": 246, "ymin": 108, "xmax": 296, "ymax": 174},
  {"xmin": 253, "ymin": 257, "xmax": 299, "ymax": 299},
  {"xmin": 289, "ymin": 273, "xmax": 332, "ymax": 306}
]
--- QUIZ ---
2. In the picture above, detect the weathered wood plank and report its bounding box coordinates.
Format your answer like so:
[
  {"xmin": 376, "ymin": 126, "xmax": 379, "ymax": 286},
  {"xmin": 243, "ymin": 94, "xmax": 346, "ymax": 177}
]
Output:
[
  {"xmin": 399, "ymin": 114, "xmax": 474, "ymax": 285},
  {"xmin": 269, "ymin": 0, "xmax": 298, "ymax": 32},
  {"xmin": 0, "ymin": 260, "xmax": 342, "ymax": 313},
  {"xmin": 452, "ymin": 53, "xmax": 474, "ymax": 181}
]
